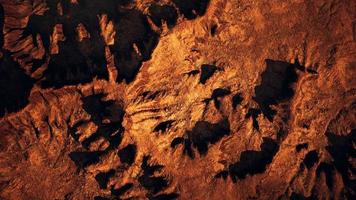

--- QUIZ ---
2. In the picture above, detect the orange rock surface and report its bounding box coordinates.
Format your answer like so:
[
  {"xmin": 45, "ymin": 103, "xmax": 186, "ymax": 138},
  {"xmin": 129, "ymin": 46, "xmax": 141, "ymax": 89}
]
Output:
[{"xmin": 0, "ymin": 0, "xmax": 355, "ymax": 199}]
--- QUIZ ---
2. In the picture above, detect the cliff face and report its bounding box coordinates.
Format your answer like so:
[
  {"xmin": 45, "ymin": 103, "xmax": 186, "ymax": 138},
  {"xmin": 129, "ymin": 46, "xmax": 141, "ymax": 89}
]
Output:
[{"xmin": 0, "ymin": 0, "xmax": 355, "ymax": 200}]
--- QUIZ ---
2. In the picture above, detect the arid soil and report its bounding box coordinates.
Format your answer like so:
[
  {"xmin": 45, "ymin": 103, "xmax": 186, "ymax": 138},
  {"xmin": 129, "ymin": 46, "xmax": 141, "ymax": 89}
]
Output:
[{"xmin": 0, "ymin": 0, "xmax": 355, "ymax": 200}]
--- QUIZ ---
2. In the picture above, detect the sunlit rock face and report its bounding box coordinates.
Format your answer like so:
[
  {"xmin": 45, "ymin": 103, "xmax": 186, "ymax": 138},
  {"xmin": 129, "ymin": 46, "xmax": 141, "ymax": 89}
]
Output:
[{"xmin": 0, "ymin": 0, "xmax": 355, "ymax": 199}]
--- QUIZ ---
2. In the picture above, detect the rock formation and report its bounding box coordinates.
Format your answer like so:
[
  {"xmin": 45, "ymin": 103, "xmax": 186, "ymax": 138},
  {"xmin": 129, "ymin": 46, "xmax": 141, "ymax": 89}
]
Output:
[{"xmin": 0, "ymin": 0, "xmax": 355, "ymax": 199}]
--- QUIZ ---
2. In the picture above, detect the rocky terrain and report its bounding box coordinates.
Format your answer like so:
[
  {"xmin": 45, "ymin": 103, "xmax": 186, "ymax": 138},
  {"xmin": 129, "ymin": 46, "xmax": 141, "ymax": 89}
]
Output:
[{"xmin": 0, "ymin": 0, "xmax": 355, "ymax": 199}]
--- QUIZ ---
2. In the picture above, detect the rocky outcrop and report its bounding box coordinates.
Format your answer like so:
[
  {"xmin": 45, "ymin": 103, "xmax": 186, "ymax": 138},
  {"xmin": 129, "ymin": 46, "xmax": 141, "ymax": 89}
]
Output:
[{"xmin": 0, "ymin": 0, "xmax": 355, "ymax": 199}]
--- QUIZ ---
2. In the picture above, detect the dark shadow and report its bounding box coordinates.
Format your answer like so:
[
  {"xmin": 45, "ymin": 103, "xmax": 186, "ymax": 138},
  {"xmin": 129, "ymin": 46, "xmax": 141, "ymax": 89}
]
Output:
[
  {"xmin": 150, "ymin": 193, "xmax": 179, "ymax": 200},
  {"xmin": 211, "ymin": 88, "xmax": 230, "ymax": 98},
  {"xmin": 200, "ymin": 64, "xmax": 217, "ymax": 84},
  {"xmin": 111, "ymin": 8, "xmax": 159, "ymax": 82},
  {"xmin": 111, "ymin": 183, "xmax": 134, "ymax": 197},
  {"xmin": 141, "ymin": 156, "xmax": 164, "ymax": 176},
  {"xmin": 148, "ymin": 4, "xmax": 178, "ymax": 27},
  {"xmin": 68, "ymin": 151, "xmax": 102, "ymax": 169},
  {"xmin": 324, "ymin": 130, "xmax": 355, "ymax": 196},
  {"xmin": 0, "ymin": 4, "xmax": 4, "ymax": 48},
  {"xmin": 80, "ymin": 94, "xmax": 125, "ymax": 149},
  {"xmin": 296, "ymin": 143, "xmax": 308, "ymax": 152},
  {"xmin": 184, "ymin": 118, "xmax": 230, "ymax": 157},
  {"xmin": 245, "ymin": 108, "xmax": 261, "ymax": 131},
  {"xmin": 316, "ymin": 162, "xmax": 335, "ymax": 191},
  {"xmin": 211, "ymin": 88, "xmax": 231, "ymax": 109},
  {"xmin": 139, "ymin": 176, "xmax": 168, "ymax": 196},
  {"xmin": 170, "ymin": 137, "xmax": 184, "ymax": 148},
  {"xmin": 0, "ymin": 52, "xmax": 34, "ymax": 117},
  {"xmin": 14, "ymin": 0, "xmax": 211, "ymax": 87},
  {"xmin": 139, "ymin": 156, "xmax": 171, "ymax": 196},
  {"xmin": 141, "ymin": 90, "xmax": 161, "ymax": 101},
  {"xmin": 303, "ymin": 150, "xmax": 319, "ymax": 169},
  {"xmin": 185, "ymin": 69, "xmax": 200, "ymax": 76},
  {"xmin": 153, "ymin": 120, "xmax": 175, "ymax": 133},
  {"xmin": 31, "ymin": 57, "xmax": 47, "ymax": 73},
  {"xmin": 290, "ymin": 192, "xmax": 314, "ymax": 200},
  {"xmin": 68, "ymin": 93, "xmax": 125, "ymax": 169},
  {"xmin": 183, "ymin": 139, "xmax": 195, "ymax": 159},
  {"xmin": 21, "ymin": 1, "xmax": 111, "ymax": 87},
  {"xmin": 232, "ymin": 93, "xmax": 243, "ymax": 109},
  {"xmin": 82, "ymin": 94, "xmax": 114, "ymax": 123},
  {"xmin": 210, "ymin": 23, "xmax": 217, "ymax": 36},
  {"xmin": 253, "ymin": 59, "xmax": 299, "ymax": 121},
  {"xmin": 214, "ymin": 170, "xmax": 229, "ymax": 179},
  {"xmin": 95, "ymin": 169, "xmax": 115, "ymax": 189},
  {"xmin": 94, "ymin": 196, "xmax": 110, "ymax": 200},
  {"xmin": 172, "ymin": 0, "xmax": 210, "ymax": 19},
  {"xmin": 41, "ymin": 39, "xmax": 108, "ymax": 88},
  {"xmin": 216, "ymin": 137, "xmax": 279, "ymax": 182},
  {"xmin": 118, "ymin": 144, "xmax": 137, "ymax": 165},
  {"xmin": 20, "ymin": 8, "xmax": 54, "ymax": 51}
]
